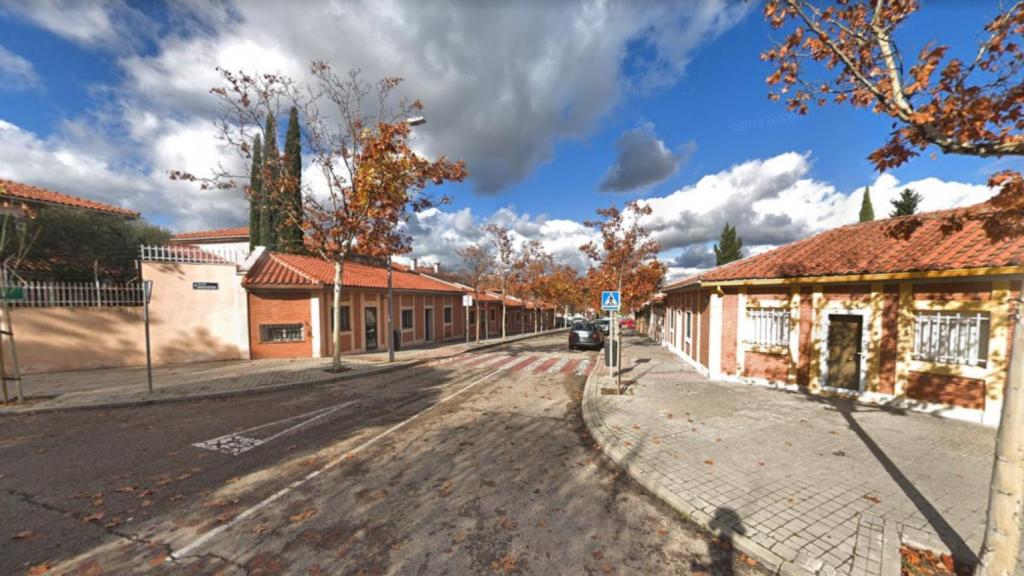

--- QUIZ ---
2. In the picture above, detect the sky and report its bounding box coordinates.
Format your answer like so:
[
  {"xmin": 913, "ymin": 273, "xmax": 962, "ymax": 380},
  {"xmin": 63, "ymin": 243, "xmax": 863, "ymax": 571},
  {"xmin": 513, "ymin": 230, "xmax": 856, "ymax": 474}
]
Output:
[{"xmin": 0, "ymin": 0, "xmax": 1017, "ymax": 281}]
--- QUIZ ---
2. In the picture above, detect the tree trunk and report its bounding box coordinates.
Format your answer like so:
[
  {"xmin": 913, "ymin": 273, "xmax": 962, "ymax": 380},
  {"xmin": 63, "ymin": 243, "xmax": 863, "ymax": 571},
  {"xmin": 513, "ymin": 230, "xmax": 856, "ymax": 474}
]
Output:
[
  {"xmin": 474, "ymin": 298, "xmax": 480, "ymax": 344},
  {"xmin": 332, "ymin": 260, "xmax": 344, "ymax": 371},
  {"xmin": 977, "ymin": 295, "xmax": 1024, "ymax": 576},
  {"xmin": 501, "ymin": 277, "xmax": 507, "ymax": 339}
]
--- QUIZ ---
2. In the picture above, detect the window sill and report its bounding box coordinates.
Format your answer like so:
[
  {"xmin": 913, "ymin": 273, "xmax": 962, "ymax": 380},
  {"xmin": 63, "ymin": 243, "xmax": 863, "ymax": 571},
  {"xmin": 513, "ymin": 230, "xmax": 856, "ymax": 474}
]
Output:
[
  {"xmin": 260, "ymin": 340, "xmax": 306, "ymax": 345},
  {"xmin": 908, "ymin": 360, "xmax": 988, "ymax": 381}
]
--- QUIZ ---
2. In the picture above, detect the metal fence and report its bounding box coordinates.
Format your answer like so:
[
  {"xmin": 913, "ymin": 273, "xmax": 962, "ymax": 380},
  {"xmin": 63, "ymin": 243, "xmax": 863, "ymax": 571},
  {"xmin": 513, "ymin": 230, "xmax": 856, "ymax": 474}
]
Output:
[
  {"xmin": 9, "ymin": 280, "xmax": 145, "ymax": 308},
  {"xmin": 140, "ymin": 245, "xmax": 250, "ymax": 265}
]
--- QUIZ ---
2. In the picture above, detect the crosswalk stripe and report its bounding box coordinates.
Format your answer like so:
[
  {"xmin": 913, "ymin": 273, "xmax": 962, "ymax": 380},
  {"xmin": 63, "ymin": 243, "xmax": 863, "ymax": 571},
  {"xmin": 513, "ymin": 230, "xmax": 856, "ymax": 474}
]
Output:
[
  {"xmin": 561, "ymin": 359, "xmax": 580, "ymax": 373},
  {"xmin": 547, "ymin": 357, "xmax": 570, "ymax": 374},
  {"xmin": 510, "ymin": 356, "xmax": 539, "ymax": 372},
  {"xmin": 574, "ymin": 358, "xmax": 592, "ymax": 376},
  {"xmin": 534, "ymin": 357, "xmax": 559, "ymax": 373}
]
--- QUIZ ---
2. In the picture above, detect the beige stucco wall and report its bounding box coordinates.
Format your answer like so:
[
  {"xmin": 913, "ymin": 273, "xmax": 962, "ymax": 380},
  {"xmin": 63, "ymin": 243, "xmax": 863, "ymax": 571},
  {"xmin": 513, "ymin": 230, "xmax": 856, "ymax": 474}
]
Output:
[
  {"xmin": 5, "ymin": 261, "xmax": 249, "ymax": 374},
  {"xmin": 8, "ymin": 306, "xmax": 147, "ymax": 373},
  {"xmin": 143, "ymin": 261, "xmax": 249, "ymax": 365}
]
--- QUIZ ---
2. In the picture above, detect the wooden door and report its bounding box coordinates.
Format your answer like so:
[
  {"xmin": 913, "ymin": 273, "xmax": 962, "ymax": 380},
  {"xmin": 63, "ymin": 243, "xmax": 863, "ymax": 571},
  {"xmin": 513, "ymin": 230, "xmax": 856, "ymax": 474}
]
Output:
[{"xmin": 826, "ymin": 314, "xmax": 862, "ymax": 390}]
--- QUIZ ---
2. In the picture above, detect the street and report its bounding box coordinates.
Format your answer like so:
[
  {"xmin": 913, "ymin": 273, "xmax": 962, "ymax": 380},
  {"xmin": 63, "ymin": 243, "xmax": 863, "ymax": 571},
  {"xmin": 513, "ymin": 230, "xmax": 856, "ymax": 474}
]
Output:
[{"xmin": 0, "ymin": 333, "xmax": 761, "ymax": 575}]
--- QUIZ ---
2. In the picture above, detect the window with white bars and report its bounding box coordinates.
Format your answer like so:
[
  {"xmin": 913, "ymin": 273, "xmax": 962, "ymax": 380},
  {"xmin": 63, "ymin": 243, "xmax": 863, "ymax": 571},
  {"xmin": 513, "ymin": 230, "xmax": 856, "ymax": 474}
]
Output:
[
  {"xmin": 913, "ymin": 311, "xmax": 990, "ymax": 368},
  {"xmin": 260, "ymin": 324, "xmax": 304, "ymax": 343},
  {"xmin": 685, "ymin": 311, "xmax": 692, "ymax": 341},
  {"xmin": 745, "ymin": 308, "xmax": 790, "ymax": 347}
]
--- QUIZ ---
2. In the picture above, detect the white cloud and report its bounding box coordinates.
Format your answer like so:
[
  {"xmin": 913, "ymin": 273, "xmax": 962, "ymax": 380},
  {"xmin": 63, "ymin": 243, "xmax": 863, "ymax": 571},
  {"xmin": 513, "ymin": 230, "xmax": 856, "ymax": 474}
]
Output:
[
  {"xmin": 0, "ymin": 0, "xmax": 152, "ymax": 49},
  {"xmin": 0, "ymin": 45, "xmax": 38, "ymax": 90}
]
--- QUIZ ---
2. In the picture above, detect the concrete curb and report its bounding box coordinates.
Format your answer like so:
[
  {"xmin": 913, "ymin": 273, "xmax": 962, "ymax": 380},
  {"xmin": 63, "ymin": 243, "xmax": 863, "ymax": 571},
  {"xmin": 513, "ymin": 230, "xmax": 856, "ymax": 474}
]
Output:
[
  {"xmin": 2, "ymin": 328, "xmax": 567, "ymax": 416},
  {"xmin": 581, "ymin": 364, "xmax": 819, "ymax": 576}
]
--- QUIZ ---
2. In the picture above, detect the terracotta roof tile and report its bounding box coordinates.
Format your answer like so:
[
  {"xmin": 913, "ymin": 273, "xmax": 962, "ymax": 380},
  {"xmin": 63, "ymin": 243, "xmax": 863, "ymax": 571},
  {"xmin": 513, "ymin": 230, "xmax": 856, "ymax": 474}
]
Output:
[
  {"xmin": 244, "ymin": 252, "xmax": 463, "ymax": 293},
  {"xmin": 668, "ymin": 203, "xmax": 1024, "ymax": 288},
  {"xmin": 171, "ymin": 226, "xmax": 249, "ymax": 242},
  {"xmin": 0, "ymin": 178, "xmax": 138, "ymax": 218}
]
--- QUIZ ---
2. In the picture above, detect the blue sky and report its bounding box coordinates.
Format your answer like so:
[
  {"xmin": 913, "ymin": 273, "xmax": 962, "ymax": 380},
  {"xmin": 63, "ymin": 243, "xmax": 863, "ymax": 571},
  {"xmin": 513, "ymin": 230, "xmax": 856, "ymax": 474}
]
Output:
[{"xmin": 0, "ymin": 1, "xmax": 1012, "ymax": 276}]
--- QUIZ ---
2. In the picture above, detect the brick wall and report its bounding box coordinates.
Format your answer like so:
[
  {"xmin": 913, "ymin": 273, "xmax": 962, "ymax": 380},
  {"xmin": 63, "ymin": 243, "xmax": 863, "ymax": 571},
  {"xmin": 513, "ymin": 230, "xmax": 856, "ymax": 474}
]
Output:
[
  {"xmin": 877, "ymin": 285, "xmax": 899, "ymax": 394},
  {"xmin": 700, "ymin": 290, "xmax": 711, "ymax": 368},
  {"xmin": 906, "ymin": 371, "xmax": 985, "ymax": 409},
  {"xmin": 721, "ymin": 290, "xmax": 738, "ymax": 375},
  {"xmin": 745, "ymin": 350, "xmax": 789, "ymax": 382},
  {"xmin": 797, "ymin": 287, "xmax": 813, "ymax": 387},
  {"xmin": 913, "ymin": 282, "xmax": 991, "ymax": 301},
  {"xmin": 249, "ymin": 290, "xmax": 312, "ymax": 359}
]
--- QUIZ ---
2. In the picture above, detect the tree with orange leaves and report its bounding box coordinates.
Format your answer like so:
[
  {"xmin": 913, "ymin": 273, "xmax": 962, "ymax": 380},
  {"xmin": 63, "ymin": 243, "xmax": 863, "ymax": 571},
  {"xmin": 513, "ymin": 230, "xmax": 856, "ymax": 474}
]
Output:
[
  {"xmin": 580, "ymin": 201, "xmax": 666, "ymax": 314},
  {"xmin": 177, "ymin": 64, "xmax": 466, "ymax": 372},
  {"xmin": 762, "ymin": 4, "xmax": 1024, "ymax": 573},
  {"xmin": 510, "ymin": 239, "xmax": 554, "ymax": 332}
]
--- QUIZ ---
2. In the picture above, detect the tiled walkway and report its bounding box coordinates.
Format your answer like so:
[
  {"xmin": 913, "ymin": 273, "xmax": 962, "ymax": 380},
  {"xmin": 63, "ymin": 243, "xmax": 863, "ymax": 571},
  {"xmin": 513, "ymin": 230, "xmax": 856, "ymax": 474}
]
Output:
[{"xmin": 583, "ymin": 336, "xmax": 1021, "ymax": 576}]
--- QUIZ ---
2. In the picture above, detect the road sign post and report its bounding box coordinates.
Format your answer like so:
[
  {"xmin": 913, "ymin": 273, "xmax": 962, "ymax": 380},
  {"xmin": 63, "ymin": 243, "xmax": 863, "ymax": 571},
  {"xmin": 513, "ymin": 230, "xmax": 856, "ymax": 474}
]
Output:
[{"xmin": 601, "ymin": 291, "xmax": 622, "ymax": 382}]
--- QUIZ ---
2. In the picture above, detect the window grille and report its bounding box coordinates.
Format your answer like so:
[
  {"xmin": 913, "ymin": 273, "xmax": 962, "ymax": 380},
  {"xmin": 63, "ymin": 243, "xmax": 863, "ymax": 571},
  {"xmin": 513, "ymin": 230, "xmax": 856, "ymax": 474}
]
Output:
[
  {"xmin": 401, "ymin": 309, "xmax": 414, "ymax": 329},
  {"xmin": 746, "ymin": 308, "xmax": 790, "ymax": 347},
  {"xmin": 913, "ymin": 311, "xmax": 989, "ymax": 367},
  {"xmin": 260, "ymin": 324, "xmax": 304, "ymax": 343}
]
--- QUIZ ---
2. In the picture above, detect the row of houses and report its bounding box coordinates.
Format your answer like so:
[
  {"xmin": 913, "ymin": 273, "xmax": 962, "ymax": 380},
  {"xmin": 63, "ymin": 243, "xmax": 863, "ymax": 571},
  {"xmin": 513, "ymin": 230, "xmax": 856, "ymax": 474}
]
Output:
[
  {"xmin": 646, "ymin": 202, "xmax": 1021, "ymax": 426},
  {"xmin": 0, "ymin": 179, "xmax": 556, "ymax": 373}
]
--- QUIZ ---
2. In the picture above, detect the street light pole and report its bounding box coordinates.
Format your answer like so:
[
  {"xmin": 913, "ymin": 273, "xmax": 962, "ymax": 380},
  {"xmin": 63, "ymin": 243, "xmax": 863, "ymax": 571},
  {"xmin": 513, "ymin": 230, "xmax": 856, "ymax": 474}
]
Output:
[{"xmin": 387, "ymin": 255, "xmax": 394, "ymax": 363}]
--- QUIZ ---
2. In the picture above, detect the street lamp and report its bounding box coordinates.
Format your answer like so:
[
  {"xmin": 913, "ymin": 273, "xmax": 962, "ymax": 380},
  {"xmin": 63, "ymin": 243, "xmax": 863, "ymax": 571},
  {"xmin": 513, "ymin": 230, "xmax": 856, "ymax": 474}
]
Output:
[{"xmin": 386, "ymin": 115, "xmax": 427, "ymax": 363}]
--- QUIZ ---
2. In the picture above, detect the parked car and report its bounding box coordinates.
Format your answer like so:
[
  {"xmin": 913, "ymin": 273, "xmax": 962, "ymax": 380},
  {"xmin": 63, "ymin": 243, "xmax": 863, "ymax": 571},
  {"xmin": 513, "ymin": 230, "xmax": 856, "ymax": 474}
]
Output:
[
  {"xmin": 569, "ymin": 322, "xmax": 604, "ymax": 350},
  {"xmin": 619, "ymin": 318, "xmax": 635, "ymax": 330},
  {"xmin": 594, "ymin": 317, "xmax": 611, "ymax": 335}
]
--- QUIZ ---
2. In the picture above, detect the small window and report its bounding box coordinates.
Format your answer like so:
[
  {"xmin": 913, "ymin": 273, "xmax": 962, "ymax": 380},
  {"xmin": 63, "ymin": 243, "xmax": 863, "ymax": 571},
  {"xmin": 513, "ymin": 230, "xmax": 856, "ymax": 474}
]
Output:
[
  {"xmin": 685, "ymin": 311, "xmax": 692, "ymax": 341},
  {"xmin": 913, "ymin": 311, "xmax": 989, "ymax": 367},
  {"xmin": 746, "ymin": 308, "xmax": 789, "ymax": 347},
  {"xmin": 260, "ymin": 324, "xmax": 304, "ymax": 343},
  {"xmin": 328, "ymin": 306, "xmax": 351, "ymax": 332},
  {"xmin": 469, "ymin": 310, "xmax": 476, "ymax": 324},
  {"xmin": 490, "ymin": 309, "xmax": 495, "ymax": 322},
  {"xmin": 401, "ymin": 309, "xmax": 414, "ymax": 329},
  {"xmin": 444, "ymin": 306, "xmax": 452, "ymax": 324}
]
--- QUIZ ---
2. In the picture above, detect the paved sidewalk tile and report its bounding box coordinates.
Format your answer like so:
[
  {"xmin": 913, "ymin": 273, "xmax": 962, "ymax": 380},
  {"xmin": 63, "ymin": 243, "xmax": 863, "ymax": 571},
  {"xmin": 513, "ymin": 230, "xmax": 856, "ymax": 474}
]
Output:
[{"xmin": 583, "ymin": 335, "xmax": 1022, "ymax": 576}]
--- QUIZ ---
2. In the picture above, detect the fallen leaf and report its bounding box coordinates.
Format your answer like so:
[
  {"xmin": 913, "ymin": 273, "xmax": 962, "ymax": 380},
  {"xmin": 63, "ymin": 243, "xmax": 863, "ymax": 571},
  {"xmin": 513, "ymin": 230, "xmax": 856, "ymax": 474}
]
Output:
[
  {"xmin": 82, "ymin": 512, "xmax": 105, "ymax": 523},
  {"xmin": 592, "ymin": 550, "xmax": 604, "ymax": 561},
  {"xmin": 11, "ymin": 530, "xmax": 36, "ymax": 540},
  {"xmin": 832, "ymin": 450, "xmax": 846, "ymax": 457},
  {"xmin": 438, "ymin": 480, "xmax": 454, "ymax": 498},
  {"xmin": 288, "ymin": 509, "xmax": 317, "ymax": 523},
  {"xmin": 864, "ymin": 494, "xmax": 881, "ymax": 504},
  {"xmin": 115, "ymin": 486, "xmax": 138, "ymax": 493},
  {"xmin": 704, "ymin": 459, "xmax": 714, "ymax": 466},
  {"xmin": 656, "ymin": 528, "xmax": 669, "ymax": 537},
  {"xmin": 28, "ymin": 563, "xmax": 50, "ymax": 575},
  {"xmin": 148, "ymin": 553, "xmax": 168, "ymax": 567}
]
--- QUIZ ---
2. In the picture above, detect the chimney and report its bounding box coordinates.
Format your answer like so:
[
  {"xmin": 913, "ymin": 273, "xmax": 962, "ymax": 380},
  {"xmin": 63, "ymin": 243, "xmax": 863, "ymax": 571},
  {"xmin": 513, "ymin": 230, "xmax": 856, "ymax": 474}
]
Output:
[
  {"xmin": 432, "ymin": 262, "xmax": 440, "ymax": 274},
  {"xmin": 411, "ymin": 258, "xmax": 418, "ymax": 271}
]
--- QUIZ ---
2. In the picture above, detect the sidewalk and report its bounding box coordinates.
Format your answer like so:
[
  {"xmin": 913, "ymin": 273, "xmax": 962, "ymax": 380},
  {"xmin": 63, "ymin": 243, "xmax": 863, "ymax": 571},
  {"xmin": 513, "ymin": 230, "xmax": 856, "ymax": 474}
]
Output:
[
  {"xmin": 1, "ymin": 329, "xmax": 563, "ymax": 415},
  {"xmin": 583, "ymin": 335, "xmax": 1017, "ymax": 576}
]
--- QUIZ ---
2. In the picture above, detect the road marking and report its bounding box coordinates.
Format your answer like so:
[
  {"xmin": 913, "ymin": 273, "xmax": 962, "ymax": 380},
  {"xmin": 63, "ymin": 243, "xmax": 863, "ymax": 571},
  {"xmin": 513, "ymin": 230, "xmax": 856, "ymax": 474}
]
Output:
[
  {"xmin": 547, "ymin": 357, "xmax": 570, "ymax": 374},
  {"xmin": 561, "ymin": 359, "xmax": 581, "ymax": 373},
  {"xmin": 508, "ymin": 356, "xmax": 537, "ymax": 372},
  {"xmin": 191, "ymin": 401, "xmax": 357, "ymax": 456},
  {"xmin": 534, "ymin": 357, "xmax": 559, "ymax": 373},
  {"xmin": 574, "ymin": 358, "xmax": 592, "ymax": 376},
  {"xmin": 169, "ymin": 365, "xmax": 507, "ymax": 561}
]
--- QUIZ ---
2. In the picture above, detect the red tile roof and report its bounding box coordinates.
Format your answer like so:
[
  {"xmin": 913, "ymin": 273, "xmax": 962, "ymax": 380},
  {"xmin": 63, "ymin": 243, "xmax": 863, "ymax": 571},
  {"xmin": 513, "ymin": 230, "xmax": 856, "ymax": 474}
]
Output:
[
  {"xmin": 0, "ymin": 178, "xmax": 139, "ymax": 218},
  {"xmin": 244, "ymin": 252, "xmax": 463, "ymax": 293},
  {"xmin": 171, "ymin": 226, "xmax": 249, "ymax": 243},
  {"xmin": 666, "ymin": 203, "xmax": 1024, "ymax": 289}
]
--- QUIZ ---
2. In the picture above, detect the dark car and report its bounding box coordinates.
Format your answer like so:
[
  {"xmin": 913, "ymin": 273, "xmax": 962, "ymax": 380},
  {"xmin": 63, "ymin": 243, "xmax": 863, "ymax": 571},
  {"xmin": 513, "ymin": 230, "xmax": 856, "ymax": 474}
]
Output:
[{"xmin": 569, "ymin": 322, "xmax": 604, "ymax": 350}]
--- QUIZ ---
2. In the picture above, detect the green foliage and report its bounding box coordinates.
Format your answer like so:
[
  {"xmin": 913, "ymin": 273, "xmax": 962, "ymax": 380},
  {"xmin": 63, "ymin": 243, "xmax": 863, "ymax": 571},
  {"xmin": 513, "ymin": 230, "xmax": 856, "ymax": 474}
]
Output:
[
  {"xmin": 248, "ymin": 134, "xmax": 263, "ymax": 249},
  {"xmin": 713, "ymin": 222, "xmax": 743, "ymax": 266},
  {"xmin": 261, "ymin": 112, "xmax": 280, "ymax": 250},
  {"xmin": 280, "ymin": 106, "xmax": 305, "ymax": 253},
  {"xmin": 11, "ymin": 207, "xmax": 170, "ymax": 280},
  {"xmin": 890, "ymin": 187, "xmax": 922, "ymax": 217},
  {"xmin": 859, "ymin": 187, "xmax": 875, "ymax": 222}
]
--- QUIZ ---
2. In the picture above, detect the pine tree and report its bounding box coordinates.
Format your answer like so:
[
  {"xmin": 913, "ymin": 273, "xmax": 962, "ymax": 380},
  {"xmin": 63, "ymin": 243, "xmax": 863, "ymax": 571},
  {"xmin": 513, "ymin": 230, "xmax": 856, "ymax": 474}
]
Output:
[
  {"xmin": 889, "ymin": 187, "xmax": 922, "ymax": 217},
  {"xmin": 248, "ymin": 135, "xmax": 263, "ymax": 249},
  {"xmin": 859, "ymin": 187, "xmax": 875, "ymax": 222},
  {"xmin": 261, "ymin": 112, "xmax": 280, "ymax": 250},
  {"xmin": 281, "ymin": 106, "xmax": 305, "ymax": 253},
  {"xmin": 713, "ymin": 222, "xmax": 744, "ymax": 266}
]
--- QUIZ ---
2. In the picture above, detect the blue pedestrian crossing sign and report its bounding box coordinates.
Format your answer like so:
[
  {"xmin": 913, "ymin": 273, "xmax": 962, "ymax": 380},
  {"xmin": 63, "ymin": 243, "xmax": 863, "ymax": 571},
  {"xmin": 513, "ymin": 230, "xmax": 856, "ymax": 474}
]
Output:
[{"xmin": 601, "ymin": 290, "xmax": 621, "ymax": 311}]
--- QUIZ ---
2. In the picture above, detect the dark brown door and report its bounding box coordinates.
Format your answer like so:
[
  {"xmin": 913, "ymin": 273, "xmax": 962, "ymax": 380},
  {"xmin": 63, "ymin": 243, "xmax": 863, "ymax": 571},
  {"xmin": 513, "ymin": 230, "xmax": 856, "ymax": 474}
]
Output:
[
  {"xmin": 365, "ymin": 307, "xmax": 378, "ymax": 351},
  {"xmin": 424, "ymin": 308, "xmax": 434, "ymax": 341},
  {"xmin": 827, "ymin": 314, "xmax": 862, "ymax": 390}
]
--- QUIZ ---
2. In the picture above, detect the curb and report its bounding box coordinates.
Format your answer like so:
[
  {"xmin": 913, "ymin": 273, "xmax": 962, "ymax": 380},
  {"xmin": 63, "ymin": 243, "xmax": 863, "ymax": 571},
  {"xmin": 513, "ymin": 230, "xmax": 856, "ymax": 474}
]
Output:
[
  {"xmin": 580, "ymin": 360, "xmax": 820, "ymax": 576},
  {"xmin": 2, "ymin": 328, "xmax": 567, "ymax": 416}
]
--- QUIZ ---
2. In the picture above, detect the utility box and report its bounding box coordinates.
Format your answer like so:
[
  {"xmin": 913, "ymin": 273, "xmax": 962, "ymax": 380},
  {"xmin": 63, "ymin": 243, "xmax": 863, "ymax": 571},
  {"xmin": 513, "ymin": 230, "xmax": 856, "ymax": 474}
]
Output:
[
  {"xmin": 605, "ymin": 339, "xmax": 618, "ymax": 368},
  {"xmin": 393, "ymin": 330, "xmax": 402, "ymax": 351}
]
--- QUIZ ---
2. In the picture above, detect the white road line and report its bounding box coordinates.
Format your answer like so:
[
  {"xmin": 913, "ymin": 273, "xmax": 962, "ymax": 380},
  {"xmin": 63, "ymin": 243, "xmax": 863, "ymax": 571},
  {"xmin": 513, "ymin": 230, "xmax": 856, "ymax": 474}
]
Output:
[
  {"xmin": 574, "ymin": 358, "xmax": 592, "ymax": 376},
  {"xmin": 191, "ymin": 401, "xmax": 356, "ymax": 456},
  {"xmin": 497, "ymin": 356, "xmax": 525, "ymax": 370},
  {"xmin": 169, "ymin": 365, "xmax": 507, "ymax": 561},
  {"xmin": 517, "ymin": 356, "xmax": 544, "ymax": 373},
  {"xmin": 548, "ymin": 357, "xmax": 570, "ymax": 374}
]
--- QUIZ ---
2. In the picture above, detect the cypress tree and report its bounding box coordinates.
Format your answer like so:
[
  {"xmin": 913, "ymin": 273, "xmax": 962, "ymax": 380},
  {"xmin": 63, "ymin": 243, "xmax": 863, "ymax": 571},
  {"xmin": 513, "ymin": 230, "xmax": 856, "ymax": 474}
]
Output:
[
  {"xmin": 281, "ymin": 106, "xmax": 304, "ymax": 253},
  {"xmin": 890, "ymin": 187, "xmax": 922, "ymax": 217},
  {"xmin": 859, "ymin": 187, "xmax": 875, "ymax": 222},
  {"xmin": 248, "ymin": 135, "xmax": 263, "ymax": 249},
  {"xmin": 713, "ymin": 222, "xmax": 744, "ymax": 266},
  {"xmin": 261, "ymin": 112, "xmax": 280, "ymax": 250}
]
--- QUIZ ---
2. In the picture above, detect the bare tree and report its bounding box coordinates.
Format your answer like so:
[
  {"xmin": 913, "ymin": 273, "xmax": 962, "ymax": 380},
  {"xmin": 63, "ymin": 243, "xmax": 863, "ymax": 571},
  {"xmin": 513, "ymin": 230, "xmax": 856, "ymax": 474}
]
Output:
[
  {"xmin": 482, "ymin": 224, "xmax": 515, "ymax": 339},
  {"xmin": 457, "ymin": 244, "xmax": 494, "ymax": 343}
]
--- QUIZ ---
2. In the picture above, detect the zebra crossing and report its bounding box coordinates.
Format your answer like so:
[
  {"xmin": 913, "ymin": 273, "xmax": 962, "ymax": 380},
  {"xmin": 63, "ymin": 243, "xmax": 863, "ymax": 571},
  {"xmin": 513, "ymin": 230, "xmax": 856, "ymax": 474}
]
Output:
[{"xmin": 428, "ymin": 350, "xmax": 595, "ymax": 377}]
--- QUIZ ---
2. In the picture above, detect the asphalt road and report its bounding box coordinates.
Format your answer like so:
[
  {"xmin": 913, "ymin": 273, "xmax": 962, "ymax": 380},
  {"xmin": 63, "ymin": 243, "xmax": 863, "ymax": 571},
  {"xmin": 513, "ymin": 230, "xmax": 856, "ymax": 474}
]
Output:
[{"xmin": 1, "ymin": 333, "xmax": 765, "ymax": 575}]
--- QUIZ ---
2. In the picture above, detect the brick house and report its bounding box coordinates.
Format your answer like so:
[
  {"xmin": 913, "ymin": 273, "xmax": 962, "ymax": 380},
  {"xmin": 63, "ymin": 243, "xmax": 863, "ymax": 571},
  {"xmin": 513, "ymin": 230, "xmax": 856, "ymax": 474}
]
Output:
[
  {"xmin": 661, "ymin": 203, "xmax": 1022, "ymax": 426},
  {"xmin": 244, "ymin": 252, "xmax": 471, "ymax": 359},
  {"xmin": 0, "ymin": 178, "xmax": 139, "ymax": 219}
]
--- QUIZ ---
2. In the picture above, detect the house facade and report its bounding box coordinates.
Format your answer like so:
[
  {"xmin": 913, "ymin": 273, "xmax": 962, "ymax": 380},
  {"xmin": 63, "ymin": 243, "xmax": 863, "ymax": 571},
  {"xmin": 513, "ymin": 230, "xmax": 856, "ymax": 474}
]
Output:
[{"xmin": 661, "ymin": 204, "xmax": 1021, "ymax": 426}]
